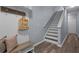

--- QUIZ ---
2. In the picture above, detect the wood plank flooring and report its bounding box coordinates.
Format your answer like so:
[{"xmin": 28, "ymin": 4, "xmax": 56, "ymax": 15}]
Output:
[{"xmin": 34, "ymin": 34, "xmax": 79, "ymax": 53}]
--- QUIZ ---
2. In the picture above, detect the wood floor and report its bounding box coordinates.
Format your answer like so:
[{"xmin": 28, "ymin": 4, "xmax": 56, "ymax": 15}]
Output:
[{"xmin": 34, "ymin": 34, "xmax": 79, "ymax": 53}]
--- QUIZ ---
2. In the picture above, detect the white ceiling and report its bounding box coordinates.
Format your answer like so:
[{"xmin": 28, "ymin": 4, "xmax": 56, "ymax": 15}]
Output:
[{"xmin": 67, "ymin": 6, "xmax": 79, "ymax": 13}]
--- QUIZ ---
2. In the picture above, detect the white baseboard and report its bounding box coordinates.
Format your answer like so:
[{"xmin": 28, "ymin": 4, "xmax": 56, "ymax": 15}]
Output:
[
  {"xmin": 33, "ymin": 40, "xmax": 45, "ymax": 47},
  {"xmin": 59, "ymin": 34, "xmax": 68, "ymax": 47},
  {"xmin": 33, "ymin": 40, "xmax": 45, "ymax": 53}
]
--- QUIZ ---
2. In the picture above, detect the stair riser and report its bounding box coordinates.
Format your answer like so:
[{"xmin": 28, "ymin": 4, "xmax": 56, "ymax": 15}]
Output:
[
  {"xmin": 46, "ymin": 33, "xmax": 58, "ymax": 36},
  {"xmin": 48, "ymin": 28, "xmax": 58, "ymax": 31},
  {"xmin": 46, "ymin": 34, "xmax": 58, "ymax": 37},
  {"xmin": 45, "ymin": 36, "xmax": 58, "ymax": 40},
  {"xmin": 45, "ymin": 37, "xmax": 58, "ymax": 42},
  {"xmin": 47, "ymin": 31, "xmax": 58, "ymax": 34},
  {"xmin": 49, "ymin": 26, "xmax": 57, "ymax": 28}
]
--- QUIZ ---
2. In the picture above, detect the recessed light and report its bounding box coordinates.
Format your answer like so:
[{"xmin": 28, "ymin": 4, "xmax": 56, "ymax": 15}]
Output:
[{"xmin": 70, "ymin": 6, "xmax": 75, "ymax": 8}]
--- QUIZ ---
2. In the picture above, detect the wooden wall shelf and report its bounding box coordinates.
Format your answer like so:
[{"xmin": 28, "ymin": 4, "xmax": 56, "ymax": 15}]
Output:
[
  {"xmin": 1, "ymin": 6, "xmax": 26, "ymax": 16},
  {"xmin": 18, "ymin": 18, "xmax": 29, "ymax": 30}
]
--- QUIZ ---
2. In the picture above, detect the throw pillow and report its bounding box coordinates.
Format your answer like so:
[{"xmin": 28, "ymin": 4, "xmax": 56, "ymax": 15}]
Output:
[{"xmin": 5, "ymin": 35, "xmax": 17, "ymax": 53}]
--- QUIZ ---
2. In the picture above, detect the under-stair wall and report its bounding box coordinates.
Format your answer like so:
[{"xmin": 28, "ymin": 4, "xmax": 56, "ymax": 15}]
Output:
[
  {"xmin": 58, "ymin": 9, "xmax": 68, "ymax": 46},
  {"xmin": 58, "ymin": 8, "xmax": 68, "ymax": 45}
]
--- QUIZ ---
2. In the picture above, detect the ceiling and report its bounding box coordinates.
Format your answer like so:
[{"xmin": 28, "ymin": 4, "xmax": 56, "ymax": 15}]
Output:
[{"xmin": 67, "ymin": 6, "xmax": 79, "ymax": 13}]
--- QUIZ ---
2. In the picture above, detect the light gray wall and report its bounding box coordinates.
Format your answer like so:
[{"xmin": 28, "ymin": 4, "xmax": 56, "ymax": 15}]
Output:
[
  {"xmin": 76, "ymin": 12, "xmax": 79, "ymax": 35},
  {"xmin": 0, "ymin": 6, "xmax": 31, "ymax": 44},
  {"xmin": 68, "ymin": 12, "xmax": 77, "ymax": 33},
  {"xmin": 0, "ymin": 12, "xmax": 20, "ymax": 37},
  {"xmin": 29, "ymin": 6, "xmax": 63, "ymax": 44},
  {"xmin": 68, "ymin": 10, "xmax": 79, "ymax": 36}
]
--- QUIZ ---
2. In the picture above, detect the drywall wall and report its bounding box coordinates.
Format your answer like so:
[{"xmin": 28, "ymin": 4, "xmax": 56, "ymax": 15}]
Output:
[
  {"xmin": 60, "ymin": 8, "xmax": 68, "ymax": 44},
  {"xmin": 0, "ymin": 12, "xmax": 30, "ymax": 44},
  {"xmin": 76, "ymin": 12, "xmax": 79, "ymax": 35},
  {"xmin": 69, "ymin": 9, "xmax": 79, "ymax": 36},
  {"xmin": 0, "ymin": 12, "xmax": 19, "ymax": 37},
  {"xmin": 68, "ymin": 12, "xmax": 77, "ymax": 33},
  {"xmin": 0, "ymin": 6, "xmax": 31, "ymax": 44},
  {"xmin": 29, "ymin": 6, "xmax": 64, "ymax": 44}
]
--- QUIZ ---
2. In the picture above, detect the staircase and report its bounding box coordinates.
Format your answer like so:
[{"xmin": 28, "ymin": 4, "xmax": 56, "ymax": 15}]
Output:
[{"xmin": 44, "ymin": 11, "xmax": 63, "ymax": 46}]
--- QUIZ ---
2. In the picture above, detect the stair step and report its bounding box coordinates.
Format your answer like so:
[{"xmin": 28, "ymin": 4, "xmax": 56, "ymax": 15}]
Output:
[
  {"xmin": 49, "ymin": 26, "xmax": 57, "ymax": 28},
  {"xmin": 45, "ymin": 37, "xmax": 58, "ymax": 42},
  {"xmin": 47, "ymin": 30, "xmax": 58, "ymax": 34},
  {"xmin": 45, "ymin": 36, "xmax": 58, "ymax": 40},
  {"xmin": 45, "ymin": 39, "xmax": 58, "ymax": 45},
  {"xmin": 50, "ymin": 24, "xmax": 57, "ymax": 26},
  {"xmin": 46, "ymin": 33, "xmax": 58, "ymax": 37},
  {"xmin": 48, "ymin": 28, "xmax": 58, "ymax": 30},
  {"xmin": 49, "ymin": 27, "xmax": 58, "ymax": 29}
]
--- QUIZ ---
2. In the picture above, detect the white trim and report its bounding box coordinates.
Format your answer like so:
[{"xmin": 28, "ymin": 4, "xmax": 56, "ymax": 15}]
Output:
[
  {"xmin": 45, "ymin": 39, "xmax": 58, "ymax": 46},
  {"xmin": 58, "ymin": 28, "xmax": 61, "ymax": 44},
  {"xmin": 33, "ymin": 40, "xmax": 45, "ymax": 47},
  {"xmin": 59, "ymin": 34, "xmax": 68, "ymax": 47},
  {"xmin": 45, "ymin": 39, "xmax": 61, "ymax": 47},
  {"xmin": 33, "ymin": 40, "xmax": 45, "ymax": 53},
  {"xmin": 26, "ymin": 48, "xmax": 33, "ymax": 53},
  {"xmin": 19, "ymin": 47, "xmax": 33, "ymax": 53}
]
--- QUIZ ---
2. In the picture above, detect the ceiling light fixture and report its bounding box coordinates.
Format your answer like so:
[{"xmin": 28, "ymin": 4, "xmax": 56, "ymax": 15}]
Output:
[{"xmin": 70, "ymin": 6, "xmax": 75, "ymax": 8}]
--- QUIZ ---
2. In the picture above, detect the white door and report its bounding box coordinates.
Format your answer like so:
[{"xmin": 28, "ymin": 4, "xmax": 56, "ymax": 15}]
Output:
[{"xmin": 68, "ymin": 13, "xmax": 76, "ymax": 33}]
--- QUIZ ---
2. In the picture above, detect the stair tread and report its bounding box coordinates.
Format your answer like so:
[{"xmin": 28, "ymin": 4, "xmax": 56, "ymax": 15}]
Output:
[
  {"xmin": 45, "ymin": 36, "xmax": 58, "ymax": 40},
  {"xmin": 48, "ymin": 27, "xmax": 58, "ymax": 29},
  {"xmin": 46, "ymin": 33, "xmax": 58, "ymax": 36},
  {"xmin": 49, "ymin": 26, "xmax": 57, "ymax": 28},
  {"xmin": 45, "ymin": 37, "xmax": 58, "ymax": 42},
  {"xmin": 51, "ymin": 24, "xmax": 57, "ymax": 25},
  {"xmin": 47, "ymin": 30, "xmax": 58, "ymax": 33},
  {"xmin": 48, "ymin": 28, "xmax": 58, "ymax": 30},
  {"xmin": 45, "ymin": 39, "xmax": 58, "ymax": 44},
  {"xmin": 49, "ymin": 27, "xmax": 58, "ymax": 29}
]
